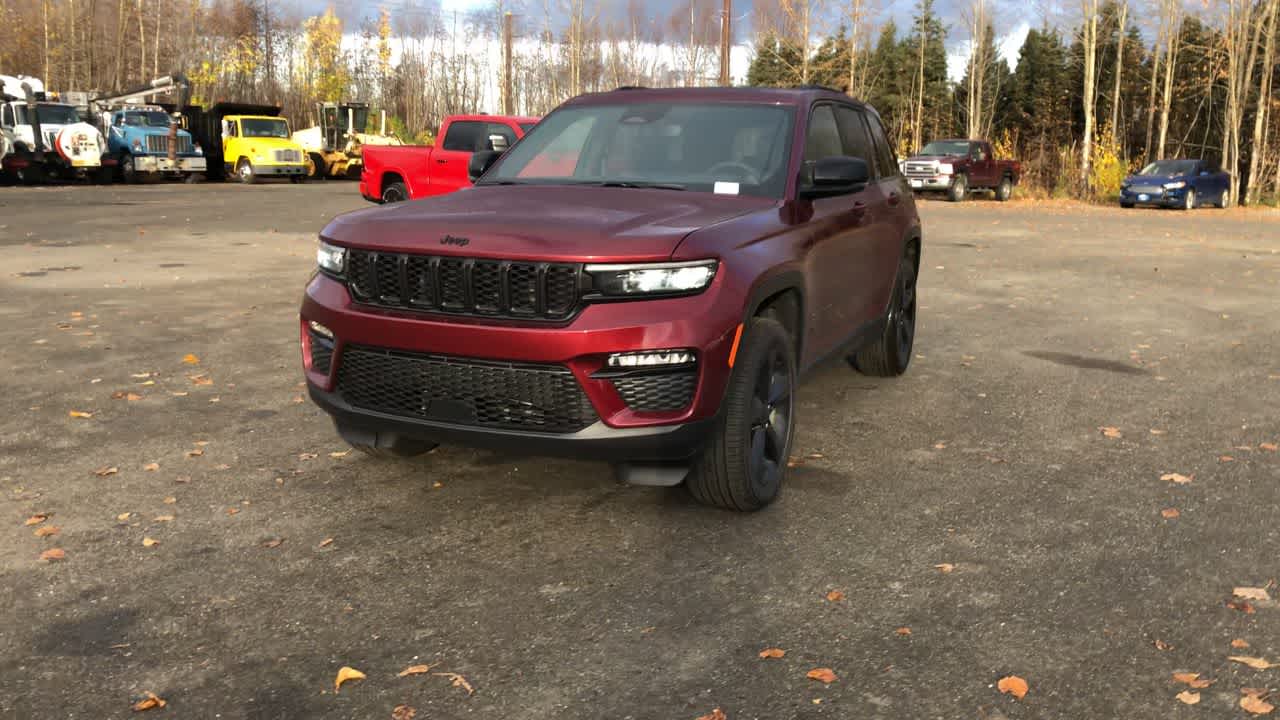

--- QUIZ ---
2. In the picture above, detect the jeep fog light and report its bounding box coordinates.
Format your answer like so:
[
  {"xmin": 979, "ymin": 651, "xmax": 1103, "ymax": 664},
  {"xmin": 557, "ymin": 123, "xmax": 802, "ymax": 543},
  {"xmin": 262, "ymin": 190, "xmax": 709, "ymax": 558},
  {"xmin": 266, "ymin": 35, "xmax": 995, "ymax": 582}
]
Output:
[
  {"xmin": 308, "ymin": 320, "xmax": 334, "ymax": 340},
  {"xmin": 607, "ymin": 349, "xmax": 696, "ymax": 368}
]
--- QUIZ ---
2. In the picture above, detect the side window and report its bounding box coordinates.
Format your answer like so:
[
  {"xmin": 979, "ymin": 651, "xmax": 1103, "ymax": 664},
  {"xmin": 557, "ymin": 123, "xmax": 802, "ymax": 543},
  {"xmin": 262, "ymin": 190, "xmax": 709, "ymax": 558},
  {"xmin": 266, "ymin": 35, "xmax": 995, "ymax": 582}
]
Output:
[
  {"xmin": 803, "ymin": 105, "xmax": 843, "ymax": 163},
  {"xmin": 834, "ymin": 106, "xmax": 876, "ymax": 176},
  {"xmin": 1, "ymin": 104, "xmax": 12, "ymax": 127},
  {"xmin": 441, "ymin": 121, "xmax": 483, "ymax": 152},
  {"xmin": 485, "ymin": 122, "xmax": 518, "ymax": 152},
  {"xmin": 865, "ymin": 114, "xmax": 899, "ymax": 178}
]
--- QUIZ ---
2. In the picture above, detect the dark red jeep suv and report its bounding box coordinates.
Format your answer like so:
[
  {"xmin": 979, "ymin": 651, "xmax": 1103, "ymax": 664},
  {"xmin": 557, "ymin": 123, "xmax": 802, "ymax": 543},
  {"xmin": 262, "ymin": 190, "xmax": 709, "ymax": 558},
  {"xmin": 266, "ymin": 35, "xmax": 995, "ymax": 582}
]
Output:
[{"xmin": 301, "ymin": 86, "xmax": 921, "ymax": 511}]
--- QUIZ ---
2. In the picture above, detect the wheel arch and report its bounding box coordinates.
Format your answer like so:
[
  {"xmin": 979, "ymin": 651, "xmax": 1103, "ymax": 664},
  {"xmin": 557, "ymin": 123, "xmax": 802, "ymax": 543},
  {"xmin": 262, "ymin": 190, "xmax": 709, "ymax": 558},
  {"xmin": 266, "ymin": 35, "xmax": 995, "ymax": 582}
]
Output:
[
  {"xmin": 744, "ymin": 271, "xmax": 806, "ymax": 364},
  {"xmin": 381, "ymin": 170, "xmax": 406, "ymax": 195}
]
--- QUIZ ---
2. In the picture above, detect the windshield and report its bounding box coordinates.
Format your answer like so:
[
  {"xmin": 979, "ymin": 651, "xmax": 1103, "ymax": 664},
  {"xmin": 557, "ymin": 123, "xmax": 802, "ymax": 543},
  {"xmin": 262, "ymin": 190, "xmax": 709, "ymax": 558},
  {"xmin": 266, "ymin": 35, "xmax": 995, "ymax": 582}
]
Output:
[
  {"xmin": 241, "ymin": 118, "xmax": 290, "ymax": 138},
  {"xmin": 919, "ymin": 140, "xmax": 973, "ymax": 156},
  {"xmin": 16, "ymin": 103, "xmax": 81, "ymax": 125},
  {"xmin": 480, "ymin": 102, "xmax": 795, "ymax": 198},
  {"xmin": 123, "ymin": 111, "xmax": 172, "ymax": 127},
  {"xmin": 1138, "ymin": 160, "xmax": 1197, "ymax": 176}
]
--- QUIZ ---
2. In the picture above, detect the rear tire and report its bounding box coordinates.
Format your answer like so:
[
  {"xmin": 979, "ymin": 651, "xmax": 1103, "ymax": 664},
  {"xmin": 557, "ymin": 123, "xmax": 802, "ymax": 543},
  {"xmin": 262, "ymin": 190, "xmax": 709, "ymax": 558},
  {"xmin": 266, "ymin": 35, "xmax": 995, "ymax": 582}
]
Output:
[
  {"xmin": 381, "ymin": 181, "xmax": 408, "ymax": 203},
  {"xmin": 995, "ymin": 176, "xmax": 1012, "ymax": 201},
  {"xmin": 686, "ymin": 317, "xmax": 796, "ymax": 511},
  {"xmin": 947, "ymin": 174, "xmax": 967, "ymax": 202},
  {"xmin": 1215, "ymin": 189, "xmax": 1229, "ymax": 208},
  {"xmin": 853, "ymin": 243, "xmax": 919, "ymax": 377}
]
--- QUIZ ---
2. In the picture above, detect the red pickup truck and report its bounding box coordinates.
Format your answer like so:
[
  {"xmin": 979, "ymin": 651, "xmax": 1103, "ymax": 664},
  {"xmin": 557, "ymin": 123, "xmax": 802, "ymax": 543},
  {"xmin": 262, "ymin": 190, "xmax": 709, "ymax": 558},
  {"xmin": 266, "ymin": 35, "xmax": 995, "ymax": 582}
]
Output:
[
  {"xmin": 360, "ymin": 114, "xmax": 539, "ymax": 203},
  {"xmin": 900, "ymin": 139, "xmax": 1020, "ymax": 202}
]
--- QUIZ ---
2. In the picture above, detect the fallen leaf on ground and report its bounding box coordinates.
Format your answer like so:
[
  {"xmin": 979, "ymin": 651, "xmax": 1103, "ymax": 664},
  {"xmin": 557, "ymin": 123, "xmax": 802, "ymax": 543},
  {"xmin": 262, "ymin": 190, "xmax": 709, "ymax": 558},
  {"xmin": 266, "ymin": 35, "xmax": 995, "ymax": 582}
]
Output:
[
  {"xmin": 1150, "ymin": 428, "xmax": 1167, "ymax": 435},
  {"xmin": 142, "ymin": 537, "xmax": 159, "ymax": 548},
  {"xmin": 933, "ymin": 442, "xmax": 947, "ymax": 449},
  {"xmin": 826, "ymin": 589, "xmax": 845, "ymax": 602},
  {"xmin": 433, "ymin": 672, "xmax": 475, "ymax": 695},
  {"xmin": 1234, "ymin": 639, "xmax": 1251, "ymax": 649},
  {"xmin": 997, "ymin": 675, "xmax": 1029, "ymax": 700},
  {"xmin": 1155, "ymin": 639, "xmax": 1174, "ymax": 651},
  {"xmin": 1229, "ymin": 656, "xmax": 1278, "ymax": 670},
  {"xmin": 1176, "ymin": 690, "xmax": 1201, "ymax": 705},
  {"xmin": 1161, "ymin": 472, "xmax": 1193, "ymax": 484},
  {"xmin": 1172, "ymin": 672, "xmax": 1213, "ymax": 688},
  {"xmin": 189, "ymin": 374, "xmax": 213, "ymax": 386},
  {"xmin": 807, "ymin": 452, "xmax": 825, "ymax": 459},
  {"xmin": 1235, "ymin": 587, "xmax": 1272, "ymax": 601},
  {"xmin": 806, "ymin": 668, "xmax": 837, "ymax": 684},
  {"xmin": 226, "ymin": 507, "xmax": 240, "ymax": 515},
  {"xmin": 695, "ymin": 709, "xmax": 727, "ymax": 720},
  {"xmin": 334, "ymin": 666, "xmax": 366, "ymax": 692},
  {"xmin": 1161, "ymin": 508, "xmax": 1180, "ymax": 519},
  {"xmin": 319, "ymin": 538, "xmax": 334, "ymax": 548},
  {"xmin": 24, "ymin": 513, "xmax": 49, "ymax": 526},
  {"xmin": 432, "ymin": 481, "xmax": 444, "ymax": 489},
  {"xmin": 262, "ymin": 537, "xmax": 284, "ymax": 548},
  {"xmin": 116, "ymin": 512, "xmax": 132, "ymax": 521},
  {"xmin": 758, "ymin": 648, "xmax": 785, "ymax": 659},
  {"xmin": 69, "ymin": 410, "xmax": 93, "ymax": 418},
  {"xmin": 1099, "ymin": 426, "xmax": 1122, "ymax": 438},
  {"xmin": 131, "ymin": 691, "xmax": 166, "ymax": 711},
  {"xmin": 131, "ymin": 372, "xmax": 152, "ymax": 379},
  {"xmin": 34, "ymin": 525, "xmax": 59, "ymax": 538},
  {"xmin": 935, "ymin": 563, "xmax": 955, "ymax": 573},
  {"xmin": 170, "ymin": 391, "xmax": 188, "ymax": 397},
  {"xmin": 1228, "ymin": 599, "xmax": 1258, "ymax": 614},
  {"xmin": 39, "ymin": 548, "xmax": 66, "ymax": 561},
  {"xmin": 398, "ymin": 664, "xmax": 434, "ymax": 677},
  {"xmin": 1261, "ymin": 443, "xmax": 1278, "ymax": 452},
  {"xmin": 895, "ymin": 627, "xmax": 912, "ymax": 636},
  {"xmin": 1242, "ymin": 695, "xmax": 1276, "ymax": 715},
  {"xmin": 185, "ymin": 448, "xmax": 203, "ymax": 458},
  {"xmin": 391, "ymin": 706, "xmax": 416, "ymax": 720},
  {"xmin": 94, "ymin": 466, "xmax": 119, "ymax": 477},
  {"xmin": 163, "ymin": 497, "xmax": 176, "ymax": 505},
  {"xmin": 153, "ymin": 515, "xmax": 175, "ymax": 523},
  {"xmin": 112, "ymin": 391, "xmax": 143, "ymax": 401},
  {"xmin": 1220, "ymin": 455, "xmax": 1235, "ymax": 463},
  {"xmin": 182, "ymin": 353, "xmax": 200, "ymax": 364},
  {"xmin": 298, "ymin": 452, "xmax": 318, "ymax": 460},
  {"xmin": 329, "ymin": 450, "xmax": 351, "ymax": 458},
  {"xmin": 143, "ymin": 462, "xmax": 159, "ymax": 472}
]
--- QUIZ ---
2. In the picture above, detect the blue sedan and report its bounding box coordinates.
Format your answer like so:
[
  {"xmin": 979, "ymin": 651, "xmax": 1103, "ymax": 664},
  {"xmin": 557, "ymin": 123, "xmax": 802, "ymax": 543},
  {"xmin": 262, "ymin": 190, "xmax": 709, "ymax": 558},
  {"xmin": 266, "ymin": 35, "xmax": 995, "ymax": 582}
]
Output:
[{"xmin": 1119, "ymin": 159, "xmax": 1231, "ymax": 210}]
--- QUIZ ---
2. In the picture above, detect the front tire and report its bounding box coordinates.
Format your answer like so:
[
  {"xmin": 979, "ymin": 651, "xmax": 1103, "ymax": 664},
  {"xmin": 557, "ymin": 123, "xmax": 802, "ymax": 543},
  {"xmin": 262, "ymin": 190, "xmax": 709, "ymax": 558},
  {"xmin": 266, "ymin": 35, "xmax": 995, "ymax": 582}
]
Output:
[
  {"xmin": 853, "ymin": 243, "xmax": 919, "ymax": 377},
  {"xmin": 1181, "ymin": 188, "xmax": 1195, "ymax": 211},
  {"xmin": 687, "ymin": 317, "xmax": 796, "ymax": 511},
  {"xmin": 236, "ymin": 159, "xmax": 256, "ymax": 185},
  {"xmin": 381, "ymin": 181, "xmax": 408, "ymax": 203},
  {"xmin": 948, "ymin": 174, "xmax": 967, "ymax": 202}
]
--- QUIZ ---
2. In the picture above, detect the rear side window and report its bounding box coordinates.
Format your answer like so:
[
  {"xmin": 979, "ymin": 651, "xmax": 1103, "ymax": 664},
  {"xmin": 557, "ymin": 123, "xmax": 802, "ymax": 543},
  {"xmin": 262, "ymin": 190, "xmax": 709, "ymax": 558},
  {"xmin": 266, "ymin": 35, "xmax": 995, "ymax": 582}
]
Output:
[
  {"xmin": 865, "ymin": 113, "xmax": 899, "ymax": 178},
  {"xmin": 803, "ymin": 105, "xmax": 843, "ymax": 163},
  {"xmin": 441, "ymin": 121, "xmax": 484, "ymax": 152},
  {"xmin": 833, "ymin": 106, "xmax": 876, "ymax": 175}
]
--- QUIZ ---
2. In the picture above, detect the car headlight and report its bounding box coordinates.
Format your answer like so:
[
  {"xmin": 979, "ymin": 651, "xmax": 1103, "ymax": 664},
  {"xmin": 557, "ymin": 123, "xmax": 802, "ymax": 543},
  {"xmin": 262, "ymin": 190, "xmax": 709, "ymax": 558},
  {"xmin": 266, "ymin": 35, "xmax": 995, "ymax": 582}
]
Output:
[
  {"xmin": 1163, "ymin": 180, "xmax": 1186, "ymax": 189},
  {"xmin": 937, "ymin": 162, "xmax": 954, "ymax": 175},
  {"xmin": 585, "ymin": 260, "xmax": 717, "ymax": 297},
  {"xmin": 316, "ymin": 240, "xmax": 346, "ymax": 275}
]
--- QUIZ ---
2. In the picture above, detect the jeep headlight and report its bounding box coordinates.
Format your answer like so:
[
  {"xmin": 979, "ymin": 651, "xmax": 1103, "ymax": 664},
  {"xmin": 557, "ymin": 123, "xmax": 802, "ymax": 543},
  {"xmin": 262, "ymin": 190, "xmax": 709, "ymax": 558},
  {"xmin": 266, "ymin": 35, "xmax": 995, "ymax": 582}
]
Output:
[
  {"xmin": 937, "ymin": 162, "xmax": 954, "ymax": 175},
  {"xmin": 1163, "ymin": 180, "xmax": 1186, "ymax": 189},
  {"xmin": 316, "ymin": 239, "xmax": 346, "ymax": 275},
  {"xmin": 586, "ymin": 260, "xmax": 717, "ymax": 297}
]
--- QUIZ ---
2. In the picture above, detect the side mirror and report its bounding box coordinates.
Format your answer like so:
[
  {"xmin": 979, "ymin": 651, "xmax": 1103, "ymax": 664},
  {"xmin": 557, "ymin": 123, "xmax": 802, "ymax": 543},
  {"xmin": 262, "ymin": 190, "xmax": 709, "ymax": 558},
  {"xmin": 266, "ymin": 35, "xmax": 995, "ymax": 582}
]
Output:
[
  {"xmin": 488, "ymin": 133, "xmax": 510, "ymax": 152},
  {"xmin": 468, "ymin": 150, "xmax": 502, "ymax": 182},
  {"xmin": 802, "ymin": 156, "xmax": 869, "ymax": 198}
]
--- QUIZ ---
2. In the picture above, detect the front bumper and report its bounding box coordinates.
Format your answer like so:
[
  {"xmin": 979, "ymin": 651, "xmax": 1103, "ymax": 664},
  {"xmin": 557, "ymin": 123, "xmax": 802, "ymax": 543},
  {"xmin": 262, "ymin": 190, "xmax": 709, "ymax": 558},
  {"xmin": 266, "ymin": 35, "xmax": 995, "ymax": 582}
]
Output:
[
  {"xmin": 1120, "ymin": 186, "xmax": 1186, "ymax": 206},
  {"xmin": 252, "ymin": 163, "xmax": 307, "ymax": 176},
  {"xmin": 906, "ymin": 175, "xmax": 953, "ymax": 191},
  {"xmin": 299, "ymin": 271, "xmax": 743, "ymax": 460},
  {"xmin": 131, "ymin": 155, "xmax": 208, "ymax": 173}
]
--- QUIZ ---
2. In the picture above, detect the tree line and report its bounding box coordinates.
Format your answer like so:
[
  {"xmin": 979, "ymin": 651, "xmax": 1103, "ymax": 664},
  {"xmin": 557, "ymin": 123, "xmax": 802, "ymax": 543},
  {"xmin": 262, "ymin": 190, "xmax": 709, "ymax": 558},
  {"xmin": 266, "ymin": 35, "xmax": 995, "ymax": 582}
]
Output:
[{"xmin": 0, "ymin": 0, "xmax": 1276, "ymax": 204}]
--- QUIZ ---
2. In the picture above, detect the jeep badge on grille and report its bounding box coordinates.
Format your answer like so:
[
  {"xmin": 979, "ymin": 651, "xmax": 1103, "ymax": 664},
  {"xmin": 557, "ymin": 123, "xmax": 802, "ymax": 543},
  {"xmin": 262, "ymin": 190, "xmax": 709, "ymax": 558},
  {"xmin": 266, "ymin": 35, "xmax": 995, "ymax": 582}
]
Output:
[{"xmin": 440, "ymin": 235, "xmax": 470, "ymax": 247}]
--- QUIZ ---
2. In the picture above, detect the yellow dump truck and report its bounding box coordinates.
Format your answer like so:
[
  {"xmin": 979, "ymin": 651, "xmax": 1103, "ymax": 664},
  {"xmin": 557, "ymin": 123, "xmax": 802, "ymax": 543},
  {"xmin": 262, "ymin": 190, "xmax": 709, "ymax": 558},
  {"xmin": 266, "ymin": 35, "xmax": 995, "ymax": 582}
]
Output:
[{"xmin": 219, "ymin": 113, "xmax": 307, "ymax": 183}]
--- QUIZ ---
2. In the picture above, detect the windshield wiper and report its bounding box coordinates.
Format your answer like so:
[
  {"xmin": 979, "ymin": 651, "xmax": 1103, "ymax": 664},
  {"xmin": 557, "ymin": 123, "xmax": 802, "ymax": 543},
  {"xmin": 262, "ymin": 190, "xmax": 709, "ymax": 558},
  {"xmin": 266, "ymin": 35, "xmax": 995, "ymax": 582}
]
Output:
[{"xmin": 591, "ymin": 181, "xmax": 687, "ymax": 191}]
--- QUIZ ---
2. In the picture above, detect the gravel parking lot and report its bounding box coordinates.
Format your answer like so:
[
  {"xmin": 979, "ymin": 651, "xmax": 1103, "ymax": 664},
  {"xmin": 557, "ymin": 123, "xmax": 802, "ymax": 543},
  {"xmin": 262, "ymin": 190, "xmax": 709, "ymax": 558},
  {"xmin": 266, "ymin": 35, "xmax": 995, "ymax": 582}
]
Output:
[{"xmin": 2, "ymin": 182, "xmax": 1278, "ymax": 719}]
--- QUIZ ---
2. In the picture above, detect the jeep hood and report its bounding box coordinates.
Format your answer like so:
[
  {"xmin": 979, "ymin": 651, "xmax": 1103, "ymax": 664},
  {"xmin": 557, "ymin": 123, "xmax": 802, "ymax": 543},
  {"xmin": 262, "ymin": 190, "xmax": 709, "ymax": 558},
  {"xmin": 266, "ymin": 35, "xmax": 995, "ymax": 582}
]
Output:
[{"xmin": 321, "ymin": 185, "xmax": 775, "ymax": 263}]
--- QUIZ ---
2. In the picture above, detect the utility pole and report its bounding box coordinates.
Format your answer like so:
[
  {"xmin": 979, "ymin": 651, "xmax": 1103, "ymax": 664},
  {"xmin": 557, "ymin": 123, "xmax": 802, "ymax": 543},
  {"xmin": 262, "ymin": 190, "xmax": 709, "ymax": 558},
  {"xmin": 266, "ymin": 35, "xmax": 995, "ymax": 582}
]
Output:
[
  {"xmin": 501, "ymin": 11, "xmax": 514, "ymax": 114},
  {"xmin": 719, "ymin": 0, "xmax": 732, "ymax": 85}
]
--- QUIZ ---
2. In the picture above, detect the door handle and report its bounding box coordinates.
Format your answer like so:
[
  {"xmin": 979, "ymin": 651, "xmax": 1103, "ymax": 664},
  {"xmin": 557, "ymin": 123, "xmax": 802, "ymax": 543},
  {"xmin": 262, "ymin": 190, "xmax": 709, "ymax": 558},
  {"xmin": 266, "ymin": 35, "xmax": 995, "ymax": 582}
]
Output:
[
  {"xmin": 436, "ymin": 158, "xmax": 448, "ymax": 164},
  {"xmin": 851, "ymin": 201, "xmax": 868, "ymax": 216},
  {"xmin": 887, "ymin": 191, "xmax": 901, "ymax": 207}
]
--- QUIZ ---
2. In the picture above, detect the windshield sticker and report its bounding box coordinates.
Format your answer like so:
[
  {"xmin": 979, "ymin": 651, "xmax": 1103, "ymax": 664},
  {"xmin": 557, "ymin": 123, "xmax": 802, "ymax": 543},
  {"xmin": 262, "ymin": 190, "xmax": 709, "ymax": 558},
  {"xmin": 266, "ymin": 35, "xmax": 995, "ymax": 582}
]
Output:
[{"xmin": 714, "ymin": 181, "xmax": 740, "ymax": 195}]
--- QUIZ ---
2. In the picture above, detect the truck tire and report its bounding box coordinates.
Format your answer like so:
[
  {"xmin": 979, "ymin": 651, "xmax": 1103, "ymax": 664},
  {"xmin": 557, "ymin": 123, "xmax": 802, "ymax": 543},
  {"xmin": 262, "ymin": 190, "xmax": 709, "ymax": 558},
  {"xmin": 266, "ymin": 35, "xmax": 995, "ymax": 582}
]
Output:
[
  {"xmin": 947, "ymin": 174, "xmax": 967, "ymax": 202},
  {"xmin": 381, "ymin": 181, "xmax": 408, "ymax": 203},
  {"xmin": 852, "ymin": 242, "xmax": 919, "ymax": 377},
  {"xmin": 236, "ymin": 159, "xmax": 257, "ymax": 185},
  {"xmin": 995, "ymin": 176, "xmax": 1012, "ymax": 201},
  {"xmin": 686, "ymin": 316, "xmax": 796, "ymax": 511}
]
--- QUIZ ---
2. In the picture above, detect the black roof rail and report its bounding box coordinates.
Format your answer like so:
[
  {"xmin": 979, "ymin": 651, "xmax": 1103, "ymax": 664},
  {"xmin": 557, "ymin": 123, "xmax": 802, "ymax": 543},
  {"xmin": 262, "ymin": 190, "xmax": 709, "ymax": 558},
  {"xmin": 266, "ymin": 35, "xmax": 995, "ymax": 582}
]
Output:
[
  {"xmin": 614, "ymin": 85, "xmax": 648, "ymax": 91},
  {"xmin": 792, "ymin": 84, "xmax": 847, "ymax": 93}
]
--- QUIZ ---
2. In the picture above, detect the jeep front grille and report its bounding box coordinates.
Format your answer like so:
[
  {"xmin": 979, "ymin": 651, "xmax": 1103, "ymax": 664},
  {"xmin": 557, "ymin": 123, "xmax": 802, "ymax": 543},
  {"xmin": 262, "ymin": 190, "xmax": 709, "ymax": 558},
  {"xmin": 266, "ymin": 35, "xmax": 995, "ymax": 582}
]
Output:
[
  {"xmin": 143, "ymin": 134, "xmax": 194, "ymax": 154},
  {"xmin": 345, "ymin": 249, "xmax": 582, "ymax": 321},
  {"xmin": 337, "ymin": 346, "xmax": 598, "ymax": 433}
]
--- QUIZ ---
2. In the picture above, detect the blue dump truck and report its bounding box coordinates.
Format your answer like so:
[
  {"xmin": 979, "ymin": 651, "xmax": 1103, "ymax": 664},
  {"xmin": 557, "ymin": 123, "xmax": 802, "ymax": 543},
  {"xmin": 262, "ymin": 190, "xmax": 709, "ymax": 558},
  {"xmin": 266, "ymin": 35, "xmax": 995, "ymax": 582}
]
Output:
[{"xmin": 103, "ymin": 106, "xmax": 206, "ymax": 182}]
